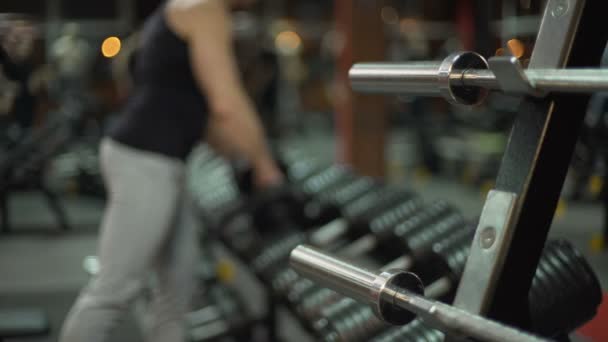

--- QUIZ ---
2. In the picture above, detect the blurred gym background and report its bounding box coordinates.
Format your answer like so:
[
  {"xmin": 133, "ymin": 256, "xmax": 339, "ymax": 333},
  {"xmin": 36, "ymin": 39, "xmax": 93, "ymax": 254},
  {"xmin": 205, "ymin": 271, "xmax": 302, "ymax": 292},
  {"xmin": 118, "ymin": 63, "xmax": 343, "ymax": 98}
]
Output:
[{"xmin": 1, "ymin": 0, "xmax": 608, "ymax": 341}]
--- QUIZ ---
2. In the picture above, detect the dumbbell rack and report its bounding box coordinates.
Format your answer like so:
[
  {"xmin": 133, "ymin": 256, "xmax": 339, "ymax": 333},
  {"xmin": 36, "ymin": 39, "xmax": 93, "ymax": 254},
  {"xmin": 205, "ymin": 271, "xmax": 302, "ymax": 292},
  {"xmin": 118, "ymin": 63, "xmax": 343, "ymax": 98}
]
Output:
[
  {"xmin": 287, "ymin": 0, "xmax": 608, "ymax": 340},
  {"xmin": 190, "ymin": 151, "xmax": 601, "ymax": 341},
  {"xmin": 185, "ymin": 2, "xmax": 608, "ymax": 340},
  {"xmin": 442, "ymin": 1, "xmax": 606, "ymax": 330}
]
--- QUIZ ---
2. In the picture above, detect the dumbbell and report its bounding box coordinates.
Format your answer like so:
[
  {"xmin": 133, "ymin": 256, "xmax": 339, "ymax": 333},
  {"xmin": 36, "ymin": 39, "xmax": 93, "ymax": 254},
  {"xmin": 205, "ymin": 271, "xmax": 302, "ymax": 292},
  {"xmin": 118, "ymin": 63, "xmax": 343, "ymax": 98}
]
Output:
[
  {"xmin": 370, "ymin": 319, "xmax": 443, "ymax": 342},
  {"xmin": 236, "ymin": 163, "xmax": 356, "ymax": 233},
  {"xmin": 286, "ymin": 160, "xmax": 333, "ymax": 184},
  {"xmin": 272, "ymin": 198, "xmax": 443, "ymax": 297},
  {"xmin": 527, "ymin": 239, "xmax": 602, "ymax": 337},
  {"xmin": 278, "ymin": 201, "xmax": 465, "ymax": 307},
  {"xmin": 310, "ymin": 239, "xmax": 601, "ymax": 341},
  {"xmin": 298, "ymin": 176, "xmax": 379, "ymax": 227},
  {"xmin": 289, "ymin": 165, "xmax": 365, "ymax": 226},
  {"xmin": 270, "ymin": 198, "xmax": 449, "ymax": 298},
  {"xmin": 250, "ymin": 186, "xmax": 419, "ymax": 280},
  {"xmin": 216, "ymin": 176, "xmax": 369, "ymax": 261},
  {"xmin": 248, "ymin": 177, "xmax": 380, "ymax": 269},
  {"xmin": 186, "ymin": 285, "xmax": 251, "ymax": 342}
]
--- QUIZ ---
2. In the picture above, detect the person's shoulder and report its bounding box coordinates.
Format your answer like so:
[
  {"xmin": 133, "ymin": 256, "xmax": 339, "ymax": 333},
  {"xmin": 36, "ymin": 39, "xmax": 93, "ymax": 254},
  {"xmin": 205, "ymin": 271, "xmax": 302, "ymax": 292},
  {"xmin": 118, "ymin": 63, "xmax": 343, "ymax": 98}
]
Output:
[
  {"xmin": 166, "ymin": 0, "xmax": 222, "ymax": 17},
  {"xmin": 165, "ymin": 0, "xmax": 227, "ymax": 38}
]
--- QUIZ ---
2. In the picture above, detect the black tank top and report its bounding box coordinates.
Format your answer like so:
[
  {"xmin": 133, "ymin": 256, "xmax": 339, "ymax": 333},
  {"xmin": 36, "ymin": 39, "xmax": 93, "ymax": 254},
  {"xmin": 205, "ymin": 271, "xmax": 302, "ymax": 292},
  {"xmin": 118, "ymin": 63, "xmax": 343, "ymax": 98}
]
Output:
[{"xmin": 109, "ymin": 6, "xmax": 208, "ymax": 160}]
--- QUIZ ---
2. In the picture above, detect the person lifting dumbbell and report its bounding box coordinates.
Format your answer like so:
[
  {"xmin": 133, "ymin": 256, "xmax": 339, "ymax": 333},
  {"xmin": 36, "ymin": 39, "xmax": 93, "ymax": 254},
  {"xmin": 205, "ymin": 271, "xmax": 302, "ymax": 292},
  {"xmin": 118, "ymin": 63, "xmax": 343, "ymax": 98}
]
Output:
[{"xmin": 60, "ymin": 1, "xmax": 283, "ymax": 341}]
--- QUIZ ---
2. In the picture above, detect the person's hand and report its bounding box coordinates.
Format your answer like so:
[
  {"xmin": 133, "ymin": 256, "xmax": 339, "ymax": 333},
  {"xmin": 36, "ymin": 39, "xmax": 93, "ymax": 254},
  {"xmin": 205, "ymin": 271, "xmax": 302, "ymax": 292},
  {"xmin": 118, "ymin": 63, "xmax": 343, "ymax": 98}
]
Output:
[{"xmin": 253, "ymin": 156, "xmax": 284, "ymax": 189}]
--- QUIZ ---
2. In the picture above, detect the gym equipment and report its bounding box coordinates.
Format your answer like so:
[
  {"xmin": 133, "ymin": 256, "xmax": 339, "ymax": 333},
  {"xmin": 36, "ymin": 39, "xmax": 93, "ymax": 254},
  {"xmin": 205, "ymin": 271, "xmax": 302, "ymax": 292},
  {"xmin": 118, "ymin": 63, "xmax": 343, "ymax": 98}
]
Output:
[
  {"xmin": 349, "ymin": 0, "xmax": 607, "ymax": 322},
  {"xmin": 277, "ymin": 201, "xmax": 465, "ymax": 306},
  {"xmin": 350, "ymin": 54, "xmax": 608, "ymax": 105},
  {"xmin": 186, "ymin": 285, "xmax": 254, "ymax": 342},
  {"xmin": 0, "ymin": 107, "xmax": 82, "ymax": 233},
  {"xmin": 291, "ymin": 226, "xmax": 474, "ymax": 324},
  {"xmin": 284, "ymin": 1, "xmax": 607, "ymax": 339},
  {"xmin": 248, "ymin": 185, "xmax": 418, "ymax": 280},
  {"xmin": 291, "ymin": 245, "xmax": 543, "ymax": 342},
  {"xmin": 370, "ymin": 319, "xmax": 443, "ymax": 342},
  {"xmin": 190, "ymin": 146, "xmax": 603, "ymax": 341},
  {"xmin": 296, "ymin": 238, "xmax": 600, "ymax": 341}
]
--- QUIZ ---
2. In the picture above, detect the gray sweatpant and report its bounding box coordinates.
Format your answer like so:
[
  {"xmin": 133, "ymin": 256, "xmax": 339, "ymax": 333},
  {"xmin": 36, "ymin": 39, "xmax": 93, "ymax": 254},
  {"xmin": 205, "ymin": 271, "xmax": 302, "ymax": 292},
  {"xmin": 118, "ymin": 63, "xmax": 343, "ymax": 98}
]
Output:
[{"xmin": 60, "ymin": 138, "xmax": 200, "ymax": 342}]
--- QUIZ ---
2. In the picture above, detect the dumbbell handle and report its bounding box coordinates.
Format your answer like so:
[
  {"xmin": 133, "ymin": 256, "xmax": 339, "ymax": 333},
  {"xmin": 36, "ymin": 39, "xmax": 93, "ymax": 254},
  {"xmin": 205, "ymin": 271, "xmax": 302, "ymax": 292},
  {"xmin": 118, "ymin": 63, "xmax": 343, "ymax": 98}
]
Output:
[{"xmin": 290, "ymin": 245, "xmax": 546, "ymax": 342}]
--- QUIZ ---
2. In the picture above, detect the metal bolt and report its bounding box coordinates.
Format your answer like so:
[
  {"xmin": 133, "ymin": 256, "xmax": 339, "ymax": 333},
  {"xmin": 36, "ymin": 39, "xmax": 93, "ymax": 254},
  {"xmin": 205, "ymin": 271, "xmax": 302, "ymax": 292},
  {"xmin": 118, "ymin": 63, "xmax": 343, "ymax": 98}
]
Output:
[
  {"xmin": 479, "ymin": 227, "xmax": 496, "ymax": 249},
  {"xmin": 552, "ymin": 0, "xmax": 569, "ymax": 18}
]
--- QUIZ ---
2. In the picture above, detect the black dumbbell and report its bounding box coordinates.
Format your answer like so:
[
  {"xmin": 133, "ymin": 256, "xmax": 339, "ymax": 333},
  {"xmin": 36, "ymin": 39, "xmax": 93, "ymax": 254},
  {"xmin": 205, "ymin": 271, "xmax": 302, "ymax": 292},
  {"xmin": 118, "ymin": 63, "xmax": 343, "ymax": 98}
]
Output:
[
  {"xmin": 286, "ymin": 160, "xmax": 330, "ymax": 184},
  {"xmin": 282, "ymin": 202, "xmax": 466, "ymax": 310},
  {"xmin": 269, "ymin": 195, "xmax": 430, "ymax": 295},
  {"xmin": 370, "ymin": 319, "xmax": 443, "ymax": 342},
  {"xmin": 291, "ymin": 166, "xmax": 364, "ymax": 226},
  {"xmin": 221, "ymin": 177, "xmax": 381, "ymax": 263},
  {"xmin": 238, "ymin": 164, "xmax": 356, "ymax": 235},
  {"xmin": 267, "ymin": 191, "xmax": 425, "ymax": 292},
  {"xmin": 248, "ymin": 180, "xmax": 382, "ymax": 277},
  {"xmin": 298, "ymin": 177, "xmax": 378, "ymax": 227},
  {"xmin": 528, "ymin": 239, "xmax": 602, "ymax": 337},
  {"xmin": 250, "ymin": 187, "xmax": 418, "ymax": 280},
  {"xmin": 186, "ymin": 285, "xmax": 251, "ymax": 342},
  {"xmin": 275, "ymin": 201, "xmax": 454, "ymax": 305},
  {"xmin": 313, "ymin": 297, "xmax": 389, "ymax": 342},
  {"xmin": 320, "ymin": 299, "xmax": 384, "ymax": 341}
]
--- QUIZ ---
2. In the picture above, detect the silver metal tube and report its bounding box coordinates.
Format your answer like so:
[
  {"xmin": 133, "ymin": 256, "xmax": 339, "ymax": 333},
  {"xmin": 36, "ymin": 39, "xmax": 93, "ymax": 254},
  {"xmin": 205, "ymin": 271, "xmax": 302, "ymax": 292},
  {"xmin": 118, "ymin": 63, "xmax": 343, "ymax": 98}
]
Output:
[
  {"xmin": 460, "ymin": 69, "xmax": 608, "ymax": 93},
  {"xmin": 351, "ymin": 62, "xmax": 608, "ymax": 95},
  {"xmin": 349, "ymin": 62, "xmax": 443, "ymax": 95},
  {"xmin": 525, "ymin": 69, "xmax": 608, "ymax": 93},
  {"xmin": 290, "ymin": 244, "xmax": 377, "ymax": 304},
  {"xmin": 290, "ymin": 245, "xmax": 547, "ymax": 342}
]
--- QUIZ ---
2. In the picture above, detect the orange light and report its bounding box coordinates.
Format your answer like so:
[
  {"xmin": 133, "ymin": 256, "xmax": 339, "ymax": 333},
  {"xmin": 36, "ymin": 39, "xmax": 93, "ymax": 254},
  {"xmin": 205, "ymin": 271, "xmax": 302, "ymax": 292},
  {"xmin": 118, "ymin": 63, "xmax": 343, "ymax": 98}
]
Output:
[
  {"xmin": 275, "ymin": 30, "xmax": 302, "ymax": 55},
  {"xmin": 101, "ymin": 36, "xmax": 121, "ymax": 58},
  {"xmin": 506, "ymin": 39, "xmax": 525, "ymax": 59}
]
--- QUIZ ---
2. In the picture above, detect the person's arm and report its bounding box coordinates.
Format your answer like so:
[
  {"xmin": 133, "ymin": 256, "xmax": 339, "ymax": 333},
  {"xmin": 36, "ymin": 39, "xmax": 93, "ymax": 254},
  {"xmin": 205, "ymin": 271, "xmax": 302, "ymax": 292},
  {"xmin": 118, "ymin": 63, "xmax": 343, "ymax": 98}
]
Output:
[{"xmin": 166, "ymin": 0, "xmax": 282, "ymax": 187}]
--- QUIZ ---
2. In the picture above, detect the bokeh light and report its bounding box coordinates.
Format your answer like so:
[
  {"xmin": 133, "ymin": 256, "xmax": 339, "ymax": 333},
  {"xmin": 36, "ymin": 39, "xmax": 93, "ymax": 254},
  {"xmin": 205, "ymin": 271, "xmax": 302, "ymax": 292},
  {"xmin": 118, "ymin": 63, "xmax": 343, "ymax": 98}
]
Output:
[
  {"xmin": 507, "ymin": 38, "xmax": 525, "ymax": 59},
  {"xmin": 101, "ymin": 36, "xmax": 121, "ymax": 58},
  {"xmin": 275, "ymin": 30, "xmax": 302, "ymax": 56}
]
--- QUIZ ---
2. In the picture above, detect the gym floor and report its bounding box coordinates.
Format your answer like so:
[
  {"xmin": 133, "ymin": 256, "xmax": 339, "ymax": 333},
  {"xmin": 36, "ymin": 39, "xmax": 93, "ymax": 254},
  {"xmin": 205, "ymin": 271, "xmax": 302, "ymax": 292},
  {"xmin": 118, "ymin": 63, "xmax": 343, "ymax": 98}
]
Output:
[{"xmin": 1, "ymin": 134, "xmax": 607, "ymax": 341}]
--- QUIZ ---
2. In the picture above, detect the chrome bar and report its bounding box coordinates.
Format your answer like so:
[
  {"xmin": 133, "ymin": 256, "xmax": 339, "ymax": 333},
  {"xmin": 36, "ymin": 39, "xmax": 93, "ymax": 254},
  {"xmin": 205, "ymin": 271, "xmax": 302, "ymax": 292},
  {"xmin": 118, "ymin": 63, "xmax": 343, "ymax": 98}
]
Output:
[
  {"xmin": 290, "ymin": 244, "xmax": 377, "ymax": 304},
  {"xmin": 352, "ymin": 63, "xmax": 608, "ymax": 95},
  {"xmin": 461, "ymin": 69, "xmax": 608, "ymax": 93},
  {"xmin": 526, "ymin": 69, "xmax": 608, "ymax": 93},
  {"xmin": 348, "ymin": 62, "xmax": 443, "ymax": 95},
  {"xmin": 289, "ymin": 245, "xmax": 547, "ymax": 342}
]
